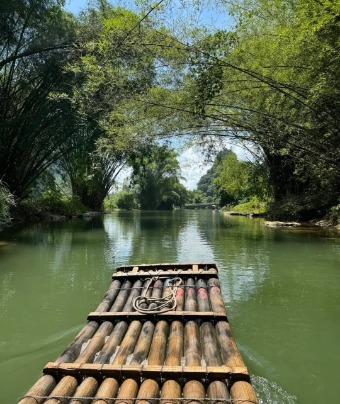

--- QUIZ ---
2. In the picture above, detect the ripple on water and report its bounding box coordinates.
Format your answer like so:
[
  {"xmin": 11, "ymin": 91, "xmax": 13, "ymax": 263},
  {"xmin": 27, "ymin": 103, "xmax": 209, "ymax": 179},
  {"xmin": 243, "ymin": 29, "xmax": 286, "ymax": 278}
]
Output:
[{"xmin": 252, "ymin": 375, "xmax": 298, "ymax": 404}]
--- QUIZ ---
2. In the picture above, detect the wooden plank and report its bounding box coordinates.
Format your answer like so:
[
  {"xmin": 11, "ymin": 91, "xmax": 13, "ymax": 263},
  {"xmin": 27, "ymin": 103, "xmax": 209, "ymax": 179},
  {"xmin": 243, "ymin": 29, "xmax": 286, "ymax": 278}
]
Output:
[
  {"xmin": 43, "ymin": 362, "xmax": 250, "ymax": 380},
  {"xmin": 112, "ymin": 269, "xmax": 218, "ymax": 280},
  {"xmin": 116, "ymin": 262, "xmax": 217, "ymax": 271},
  {"xmin": 87, "ymin": 311, "xmax": 228, "ymax": 322}
]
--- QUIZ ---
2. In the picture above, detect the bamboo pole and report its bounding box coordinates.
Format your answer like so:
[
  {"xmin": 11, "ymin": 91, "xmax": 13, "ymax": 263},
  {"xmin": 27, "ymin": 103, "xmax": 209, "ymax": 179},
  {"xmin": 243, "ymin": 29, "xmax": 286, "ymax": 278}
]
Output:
[
  {"xmin": 185, "ymin": 278, "xmax": 197, "ymax": 311},
  {"xmin": 54, "ymin": 279, "xmax": 123, "ymax": 364},
  {"xmin": 92, "ymin": 378, "xmax": 119, "ymax": 404},
  {"xmin": 184, "ymin": 321, "xmax": 201, "ymax": 366},
  {"xmin": 207, "ymin": 380, "xmax": 230, "ymax": 403},
  {"xmin": 215, "ymin": 321, "xmax": 258, "ymax": 404},
  {"xmin": 201, "ymin": 321, "xmax": 231, "ymax": 404},
  {"xmin": 196, "ymin": 279, "xmax": 210, "ymax": 312},
  {"xmin": 95, "ymin": 280, "xmax": 122, "ymax": 312},
  {"xmin": 184, "ymin": 319, "xmax": 205, "ymax": 404},
  {"xmin": 183, "ymin": 380, "xmax": 205, "ymax": 404},
  {"xmin": 94, "ymin": 321, "xmax": 128, "ymax": 364},
  {"xmin": 215, "ymin": 321, "xmax": 244, "ymax": 367},
  {"xmin": 162, "ymin": 278, "xmax": 173, "ymax": 298},
  {"xmin": 76, "ymin": 321, "xmax": 114, "ymax": 364},
  {"xmin": 148, "ymin": 320, "xmax": 169, "ymax": 365},
  {"xmin": 19, "ymin": 315, "xmax": 100, "ymax": 402},
  {"xmin": 70, "ymin": 377, "xmax": 99, "ymax": 404},
  {"xmin": 113, "ymin": 320, "xmax": 142, "ymax": 365},
  {"xmin": 148, "ymin": 279, "xmax": 163, "ymax": 311},
  {"xmin": 17, "ymin": 375, "xmax": 56, "ymax": 404},
  {"xmin": 175, "ymin": 282, "xmax": 184, "ymax": 311},
  {"xmin": 160, "ymin": 380, "xmax": 181, "ymax": 404},
  {"xmin": 207, "ymin": 278, "xmax": 226, "ymax": 313},
  {"xmin": 201, "ymin": 322, "xmax": 222, "ymax": 366},
  {"xmin": 230, "ymin": 381, "xmax": 258, "ymax": 404},
  {"xmin": 115, "ymin": 379, "xmax": 139, "ymax": 404},
  {"xmin": 165, "ymin": 321, "xmax": 183, "ymax": 366},
  {"xmin": 130, "ymin": 320, "xmax": 155, "ymax": 365},
  {"xmin": 58, "ymin": 321, "xmax": 99, "ymax": 363},
  {"xmin": 136, "ymin": 379, "xmax": 160, "ymax": 404},
  {"xmin": 139, "ymin": 279, "xmax": 153, "ymax": 310},
  {"xmin": 43, "ymin": 375, "xmax": 78, "ymax": 404},
  {"xmin": 123, "ymin": 280, "xmax": 143, "ymax": 312},
  {"xmin": 110, "ymin": 280, "xmax": 132, "ymax": 312}
]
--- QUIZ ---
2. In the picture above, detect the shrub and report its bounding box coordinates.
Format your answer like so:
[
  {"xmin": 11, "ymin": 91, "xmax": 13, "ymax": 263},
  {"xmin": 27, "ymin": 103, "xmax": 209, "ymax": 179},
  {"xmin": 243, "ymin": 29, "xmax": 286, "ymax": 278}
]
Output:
[{"xmin": 0, "ymin": 181, "xmax": 15, "ymax": 225}]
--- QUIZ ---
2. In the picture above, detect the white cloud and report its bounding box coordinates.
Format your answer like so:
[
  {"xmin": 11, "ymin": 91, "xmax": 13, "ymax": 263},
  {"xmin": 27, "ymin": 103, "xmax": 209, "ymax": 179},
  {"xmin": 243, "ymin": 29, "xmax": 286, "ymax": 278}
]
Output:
[{"xmin": 178, "ymin": 146, "xmax": 212, "ymax": 190}]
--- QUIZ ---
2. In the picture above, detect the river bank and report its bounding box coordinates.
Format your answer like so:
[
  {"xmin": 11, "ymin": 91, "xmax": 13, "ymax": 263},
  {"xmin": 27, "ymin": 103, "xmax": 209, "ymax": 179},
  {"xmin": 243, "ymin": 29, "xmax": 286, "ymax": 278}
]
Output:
[{"xmin": 223, "ymin": 211, "xmax": 340, "ymax": 230}]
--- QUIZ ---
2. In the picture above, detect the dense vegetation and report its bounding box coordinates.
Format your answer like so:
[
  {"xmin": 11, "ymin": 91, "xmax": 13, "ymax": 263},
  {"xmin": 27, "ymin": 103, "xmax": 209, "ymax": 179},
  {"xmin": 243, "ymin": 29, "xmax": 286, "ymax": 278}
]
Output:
[
  {"xmin": 193, "ymin": 149, "xmax": 269, "ymax": 212},
  {"xmin": 107, "ymin": 143, "xmax": 188, "ymax": 210},
  {"xmin": 1, "ymin": 0, "xmax": 339, "ymax": 224}
]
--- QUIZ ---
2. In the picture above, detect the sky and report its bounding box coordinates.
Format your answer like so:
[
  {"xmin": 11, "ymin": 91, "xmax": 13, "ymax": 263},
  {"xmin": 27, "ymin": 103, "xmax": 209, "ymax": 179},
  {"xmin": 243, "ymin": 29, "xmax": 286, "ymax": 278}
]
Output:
[{"xmin": 63, "ymin": 0, "xmax": 246, "ymax": 190}]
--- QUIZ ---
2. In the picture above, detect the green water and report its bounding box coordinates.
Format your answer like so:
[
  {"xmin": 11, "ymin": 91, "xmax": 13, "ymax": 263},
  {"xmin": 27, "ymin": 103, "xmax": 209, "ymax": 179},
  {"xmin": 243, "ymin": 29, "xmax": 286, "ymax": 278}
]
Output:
[{"xmin": 0, "ymin": 211, "xmax": 339, "ymax": 403}]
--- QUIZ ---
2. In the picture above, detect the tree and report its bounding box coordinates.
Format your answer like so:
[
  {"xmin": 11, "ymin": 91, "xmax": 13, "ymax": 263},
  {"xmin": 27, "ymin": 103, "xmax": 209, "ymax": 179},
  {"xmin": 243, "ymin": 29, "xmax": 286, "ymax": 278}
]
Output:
[
  {"xmin": 214, "ymin": 152, "xmax": 253, "ymax": 204},
  {"xmin": 128, "ymin": 0, "xmax": 340, "ymax": 218},
  {"xmin": 0, "ymin": 0, "xmax": 80, "ymax": 199},
  {"xmin": 176, "ymin": 0, "xmax": 340, "ymax": 218},
  {"xmin": 196, "ymin": 149, "xmax": 231, "ymax": 201},
  {"xmin": 129, "ymin": 143, "xmax": 184, "ymax": 209},
  {"xmin": 60, "ymin": 127, "xmax": 127, "ymax": 211},
  {"xmin": 187, "ymin": 189, "xmax": 207, "ymax": 204}
]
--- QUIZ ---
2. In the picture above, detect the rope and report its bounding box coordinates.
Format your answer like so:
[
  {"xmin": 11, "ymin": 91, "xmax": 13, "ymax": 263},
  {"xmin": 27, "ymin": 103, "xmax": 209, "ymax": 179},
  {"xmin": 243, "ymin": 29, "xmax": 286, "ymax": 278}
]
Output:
[{"xmin": 133, "ymin": 277, "xmax": 183, "ymax": 314}]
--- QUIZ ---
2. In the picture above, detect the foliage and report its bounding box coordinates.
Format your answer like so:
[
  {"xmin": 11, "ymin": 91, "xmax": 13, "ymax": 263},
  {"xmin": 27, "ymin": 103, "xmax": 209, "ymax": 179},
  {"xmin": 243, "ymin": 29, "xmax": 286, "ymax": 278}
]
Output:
[
  {"xmin": 129, "ymin": 143, "xmax": 185, "ymax": 209},
  {"xmin": 186, "ymin": 189, "xmax": 207, "ymax": 204},
  {"xmin": 196, "ymin": 149, "xmax": 231, "ymax": 200},
  {"xmin": 325, "ymin": 204, "xmax": 340, "ymax": 226},
  {"xmin": 214, "ymin": 151, "xmax": 270, "ymax": 205},
  {"xmin": 0, "ymin": 0, "xmax": 81, "ymax": 199},
  {"xmin": 214, "ymin": 153, "xmax": 251, "ymax": 202},
  {"xmin": 187, "ymin": 0, "xmax": 340, "ymax": 216},
  {"xmin": 105, "ymin": 188, "xmax": 138, "ymax": 210},
  {"xmin": 60, "ymin": 3, "xmax": 183, "ymax": 210},
  {"xmin": 60, "ymin": 128, "xmax": 127, "ymax": 211},
  {"xmin": 0, "ymin": 181, "xmax": 15, "ymax": 225},
  {"xmin": 19, "ymin": 195, "xmax": 87, "ymax": 217},
  {"xmin": 226, "ymin": 196, "xmax": 267, "ymax": 215},
  {"xmin": 2, "ymin": 0, "xmax": 339, "ymax": 221}
]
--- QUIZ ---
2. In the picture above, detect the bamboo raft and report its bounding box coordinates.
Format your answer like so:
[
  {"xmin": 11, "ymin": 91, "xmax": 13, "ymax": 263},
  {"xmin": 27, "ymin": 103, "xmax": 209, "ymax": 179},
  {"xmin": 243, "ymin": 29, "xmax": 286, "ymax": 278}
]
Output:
[{"xmin": 18, "ymin": 263, "xmax": 258, "ymax": 404}]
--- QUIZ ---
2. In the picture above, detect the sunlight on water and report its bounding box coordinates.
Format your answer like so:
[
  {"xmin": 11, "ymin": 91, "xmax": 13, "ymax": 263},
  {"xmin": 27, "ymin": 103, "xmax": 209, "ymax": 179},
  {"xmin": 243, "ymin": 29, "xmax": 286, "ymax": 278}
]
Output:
[{"xmin": 252, "ymin": 375, "xmax": 298, "ymax": 404}]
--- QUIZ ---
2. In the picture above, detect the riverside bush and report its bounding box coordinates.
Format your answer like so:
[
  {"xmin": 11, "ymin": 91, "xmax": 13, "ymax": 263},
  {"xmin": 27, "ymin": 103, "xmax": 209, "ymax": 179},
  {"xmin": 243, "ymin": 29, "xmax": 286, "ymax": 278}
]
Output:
[
  {"xmin": 0, "ymin": 181, "xmax": 15, "ymax": 225},
  {"xmin": 227, "ymin": 196, "xmax": 267, "ymax": 214},
  {"xmin": 19, "ymin": 195, "xmax": 87, "ymax": 217}
]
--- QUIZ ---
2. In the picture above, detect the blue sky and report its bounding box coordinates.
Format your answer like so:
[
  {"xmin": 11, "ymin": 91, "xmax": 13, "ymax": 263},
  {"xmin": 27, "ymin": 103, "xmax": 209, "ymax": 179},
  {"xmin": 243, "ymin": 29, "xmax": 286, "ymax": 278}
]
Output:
[
  {"xmin": 64, "ymin": 0, "xmax": 88, "ymax": 14},
  {"xmin": 64, "ymin": 0, "xmax": 233, "ymax": 29}
]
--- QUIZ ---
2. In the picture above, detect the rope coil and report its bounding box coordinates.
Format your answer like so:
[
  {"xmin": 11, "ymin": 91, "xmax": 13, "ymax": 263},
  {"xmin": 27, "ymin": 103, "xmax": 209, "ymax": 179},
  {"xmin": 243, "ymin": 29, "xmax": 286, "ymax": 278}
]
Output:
[{"xmin": 133, "ymin": 277, "xmax": 183, "ymax": 314}]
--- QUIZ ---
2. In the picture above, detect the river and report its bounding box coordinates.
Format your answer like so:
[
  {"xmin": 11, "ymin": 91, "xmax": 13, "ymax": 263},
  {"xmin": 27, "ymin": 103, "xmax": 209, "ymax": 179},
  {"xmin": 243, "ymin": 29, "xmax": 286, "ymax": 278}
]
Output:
[{"xmin": 0, "ymin": 210, "xmax": 339, "ymax": 403}]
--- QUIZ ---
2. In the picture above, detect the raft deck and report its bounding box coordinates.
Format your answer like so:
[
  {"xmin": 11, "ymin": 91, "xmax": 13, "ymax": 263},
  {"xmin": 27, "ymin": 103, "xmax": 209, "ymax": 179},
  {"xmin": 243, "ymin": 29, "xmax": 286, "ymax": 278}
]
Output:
[{"xmin": 19, "ymin": 262, "xmax": 258, "ymax": 404}]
